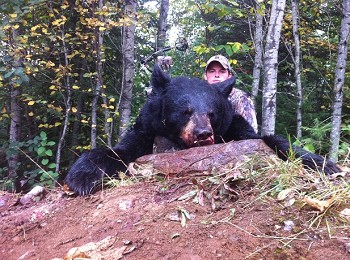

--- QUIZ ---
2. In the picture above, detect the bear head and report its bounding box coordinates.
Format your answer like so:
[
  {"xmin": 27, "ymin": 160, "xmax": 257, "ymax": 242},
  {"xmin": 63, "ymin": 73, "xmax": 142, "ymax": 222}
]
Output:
[{"xmin": 150, "ymin": 64, "xmax": 236, "ymax": 148}]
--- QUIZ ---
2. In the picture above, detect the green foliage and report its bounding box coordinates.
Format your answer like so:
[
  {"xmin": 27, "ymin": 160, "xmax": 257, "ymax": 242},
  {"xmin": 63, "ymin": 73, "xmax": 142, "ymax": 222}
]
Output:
[
  {"xmin": 23, "ymin": 131, "xmax": 58, "ymax": 188},
  {"xmin": 293, "ymin": 118, "xmax": 350, "ymax": 160},
  {"xmin": 294, "ymin": 118, "xmax": 331, "ymax": 154},
  {"xmin": 0, "ymin": 0, "xmax": 126, "ymax": 186},
  {"xmin": 0, "ymin": 131, "xmax": 58, "ymax": 191}
]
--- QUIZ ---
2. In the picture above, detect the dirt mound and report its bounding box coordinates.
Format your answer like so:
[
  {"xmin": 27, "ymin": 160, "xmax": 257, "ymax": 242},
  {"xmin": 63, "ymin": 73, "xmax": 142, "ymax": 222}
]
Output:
[{"xmin": 1, "ymin": 176, "xmax": 349, "ymax": 259}]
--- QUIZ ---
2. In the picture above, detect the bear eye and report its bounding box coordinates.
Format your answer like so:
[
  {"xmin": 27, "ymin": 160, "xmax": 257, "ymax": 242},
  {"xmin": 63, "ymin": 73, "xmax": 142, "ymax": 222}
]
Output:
[
  {"xmin": 183, "ymin": 108, "xmax": 192, "ymax": 116},
  {"xmin": 208, "ymin": 111, "xmax": 215, "ymax": 119}
]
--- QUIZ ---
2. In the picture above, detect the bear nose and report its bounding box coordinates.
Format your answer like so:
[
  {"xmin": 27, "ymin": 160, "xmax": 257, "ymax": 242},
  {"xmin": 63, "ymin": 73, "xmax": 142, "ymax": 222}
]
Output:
[{"xmin": 196, "ymin": 129, "xmax": 213, "ymax": 140}]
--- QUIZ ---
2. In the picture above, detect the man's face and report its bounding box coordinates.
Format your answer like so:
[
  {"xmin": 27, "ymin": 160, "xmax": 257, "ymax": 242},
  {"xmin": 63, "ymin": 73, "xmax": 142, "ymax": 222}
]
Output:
[{"xmin": 204, "ymin": 61, "xmax": 232, "ymax": 84}]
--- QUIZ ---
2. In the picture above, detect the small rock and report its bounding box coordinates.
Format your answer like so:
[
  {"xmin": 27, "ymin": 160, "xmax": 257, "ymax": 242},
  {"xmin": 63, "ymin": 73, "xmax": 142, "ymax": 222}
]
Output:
[
  {"xmin": 345, "ymin": 242, "xmax": 350, "ymax": 253},
  {"xmin": 118, "ymin": 200, "xmax": 134, "ymax": 211},
  {"xmin": 20, "ymin": 186, "xmax": 46, "ymax": 205},
  {"xmin": 339, "ymin": 208, "xmax": 350, "ymax": 222},
  {"xmin": 283, "ymin": 220, "xmax": 295, "ymax": 232},
  {"xmin": 167, "ymin": 212, "xmax": 181, "ymax": 222},
  {"xmin": 0, "ymin": 198, "xmax": 7, "ymax": 207}
]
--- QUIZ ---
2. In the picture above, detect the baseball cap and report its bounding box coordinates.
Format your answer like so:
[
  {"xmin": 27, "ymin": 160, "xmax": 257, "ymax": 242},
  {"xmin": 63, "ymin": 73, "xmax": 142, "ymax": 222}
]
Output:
[{"xmin": 205, "ymin": 55, "xmax": 233, "ymax": 73}]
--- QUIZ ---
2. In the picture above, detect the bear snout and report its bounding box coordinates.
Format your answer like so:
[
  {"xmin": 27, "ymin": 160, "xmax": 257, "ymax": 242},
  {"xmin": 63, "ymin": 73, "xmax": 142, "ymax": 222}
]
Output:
[
  {"xmin": 195, "ymin": 128, "xmax": 213, "ymax": 140},
  {"xmin": 193, "ymin": 128, "xmax": 214, "ymax": 146},
  {"xmin": 180, "ymin": 113, "xmax": 215, "ymax": 147}
]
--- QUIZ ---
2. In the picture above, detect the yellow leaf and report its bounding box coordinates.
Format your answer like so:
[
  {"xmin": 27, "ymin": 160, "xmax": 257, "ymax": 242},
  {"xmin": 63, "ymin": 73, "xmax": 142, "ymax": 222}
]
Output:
[
  {"xmin": 107, "ymin": 118, "xmax": 113, "ymax": 123},
  {"xmin": 9, "ymin": 13, "xmax": 17, "ymax": 18},
  {"xmin": 208, "ymin": 26, "xmax": 215, "ymax": 32},
  {"xmin": 31, "ymin": 25, "xmax": 40, "ymax": 32},
  {"xmin": 28, "ymin": 101, "xmax": 35, "ymax": 106},
  {"xmin": 109, "ymin": 97, "xmax": 115, "ymax": 102},
  {"xmin": 52, "ymin": 19, "xmax": 61, "ymax": 26},
  {"xmin": 28, "ymin": 112, "xmax": 34, "ymax": 117},
  {"xmin": 46, "ymin": 61, "xmax": 55, "ymax": 68},
  {"xmin": 55, "ymin": 106, "xmax": 63, "ymax": 112},
  {"xmin": 71, "ymin": 107, "xmax": 77, "ymax": 113},
  {"xmin": 49, "ymin": 85, "xmax": 57, "ymax": 90},
  {"xmin": 303, "ymin": 196, "xmax": 335, "ymax": 212},
  {"xmin": 55, "ymin": 122, "xmax": 62, "ymax": 126},
  {"xmin": 72, "ymin": 85, "xmax": 80, "ymax": 89}
]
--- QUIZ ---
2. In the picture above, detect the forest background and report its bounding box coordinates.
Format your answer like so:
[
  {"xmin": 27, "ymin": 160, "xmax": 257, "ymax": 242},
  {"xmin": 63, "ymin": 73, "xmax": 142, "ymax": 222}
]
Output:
[{"xmin": 0, "ymin": 0, "xmax": 349, "ymax": 192}]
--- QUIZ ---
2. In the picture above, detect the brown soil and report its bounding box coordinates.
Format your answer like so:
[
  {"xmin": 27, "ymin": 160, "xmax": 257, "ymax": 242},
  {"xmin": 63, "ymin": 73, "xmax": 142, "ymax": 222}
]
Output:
[{"xmin": 0, "ymin": 177, "xmax": 349, "ymax": 260}]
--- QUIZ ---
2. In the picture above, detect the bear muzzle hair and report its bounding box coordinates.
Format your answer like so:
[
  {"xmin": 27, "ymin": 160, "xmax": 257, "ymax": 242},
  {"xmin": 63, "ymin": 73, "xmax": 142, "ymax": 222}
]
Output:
[{"xmin": 179, "ymin": 113, "xmax": 215, "ymax": 147}]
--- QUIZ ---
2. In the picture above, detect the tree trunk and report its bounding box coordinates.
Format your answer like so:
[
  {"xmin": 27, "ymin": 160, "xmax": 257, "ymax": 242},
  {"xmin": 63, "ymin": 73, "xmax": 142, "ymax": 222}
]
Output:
[
  {"xmin": 90, "ymin": 0, "xmax": 105, "ymax": 148},
  {"xmin": 8, "ymin": 84, "xmax": 22, "ymax": 180},
  {"xmin": 291, "ymin": 0, "xmax": 303, "ymax": 139},
  {"xmin": 156, "ymin": 0, "xmax": 169, "ymax": 51},
  {"xmin": 261, "ymin": 0, "xmax": 286, "ymax": 136},
  {"xmin": 70, "ymin": 92, "xmax": 83, "ymax": 162},
  {"xmin": 118, "ymin": 0, "xmax": 136, "ymax": 139},
  {"xmin": 8, "ymin": 29, "xmax": 22, "ymax": 182},
  {"xmin": 96, "ymin": 0, "xmax": 112, "ymax": 147},
  {"xmin": 329, "ymin": 0, "xmax": 350, "ymax": 162},
  {"xmin": 251, "ymin": 0, "xmax": 264, "ymax": 106},
  {"xmin": 55, "ymin": 29, "xmax": 72, "ymax": 173}
]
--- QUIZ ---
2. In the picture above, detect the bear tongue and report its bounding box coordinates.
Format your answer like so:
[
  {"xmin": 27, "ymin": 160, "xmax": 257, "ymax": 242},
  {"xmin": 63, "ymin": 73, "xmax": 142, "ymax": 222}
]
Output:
[{"xmin": 195, "ymin": 136, "xmax": 214, "ymax": 146}]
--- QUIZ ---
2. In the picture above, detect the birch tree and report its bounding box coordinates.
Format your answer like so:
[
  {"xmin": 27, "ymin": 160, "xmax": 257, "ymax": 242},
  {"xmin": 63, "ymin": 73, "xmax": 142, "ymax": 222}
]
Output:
[
  {"xmin": 156, "ymin": 0, "xmax": 169, "ymax": 50},
  {"xmin": 261, "ymin": 0, "xmax": 286, "ymax": 136},
  {"xmin": 8, "ymin": 30, "xmax": 22, "ymax": 183},
  {"xmin": 329, "ymin": 0, "xmax": 350, "ymax": 162},
  {"xmin": 91, "ymin": 0, "xmax": 106, "ymax": 148},
  {"xmin": 54, "ymin": 29, "xmax": 73, "ymax": 172},
  {"xmin": 251, "ymin": 0, "xmax": 265, "ymax": 106},
  {"xmin": 8, "ymin": 80, "xmax": 22, "ymax": 182},
  {"xmin": 118, "ymin": 0, "xmax": 136, "ymax": 139},
  {"xmin": 291, "ymin": 0, "xmax": 303, "ymax": 139}
]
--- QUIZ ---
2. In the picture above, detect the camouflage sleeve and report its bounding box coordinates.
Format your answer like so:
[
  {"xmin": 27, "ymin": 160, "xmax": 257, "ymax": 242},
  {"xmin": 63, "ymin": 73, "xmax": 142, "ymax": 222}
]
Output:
[{"xmin": 228, "ymin": 88, "xmax": 258, "ymax": 133}]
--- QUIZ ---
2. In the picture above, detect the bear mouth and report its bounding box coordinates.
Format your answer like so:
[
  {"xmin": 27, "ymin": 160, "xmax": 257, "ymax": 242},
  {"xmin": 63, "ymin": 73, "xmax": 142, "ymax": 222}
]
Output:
[{"xmin": 193, "ymin": 136, "xmax": 214, "ymax": 146}]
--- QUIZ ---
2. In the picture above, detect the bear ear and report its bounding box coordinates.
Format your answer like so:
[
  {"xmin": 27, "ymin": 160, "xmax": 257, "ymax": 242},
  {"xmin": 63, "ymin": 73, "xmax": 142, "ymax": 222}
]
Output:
[
  {"xmin": 211, "ymin": 76, "xmax": 236, "ymax": 98},
  {"xmin": 151, "ymin": 64, "xmax": 171, "ymax": 91}
]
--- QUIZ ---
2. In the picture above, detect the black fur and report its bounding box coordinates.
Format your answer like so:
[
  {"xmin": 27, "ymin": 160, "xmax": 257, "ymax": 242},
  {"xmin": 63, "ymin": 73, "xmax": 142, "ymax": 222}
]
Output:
[{"xmin": 65, "ymin": 65, "xmax": 341, "ymax": 195}]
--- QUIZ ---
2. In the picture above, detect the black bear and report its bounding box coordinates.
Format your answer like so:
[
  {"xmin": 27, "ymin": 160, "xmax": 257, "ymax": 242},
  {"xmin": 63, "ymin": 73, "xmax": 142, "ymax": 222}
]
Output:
[{"xmin": 65, "ymin": 65, "xmax": 341, "ymax": 195}]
